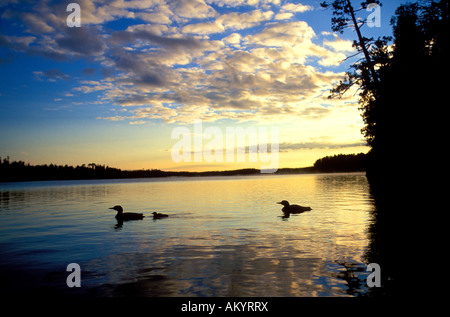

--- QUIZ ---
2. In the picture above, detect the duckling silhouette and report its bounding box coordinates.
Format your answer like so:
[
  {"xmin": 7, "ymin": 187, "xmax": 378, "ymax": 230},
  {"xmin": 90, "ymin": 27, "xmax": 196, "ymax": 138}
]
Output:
[
  {"xmin": 152, "ymin": 212, "xmax": 169, "ymax": 219},
  {"xmin": 277, "ymin": 200, "xmax": 311, "ymax": 216},
  {"xmin": 109, "ymin": 205, "xmax": 144, "ymax": 221}
]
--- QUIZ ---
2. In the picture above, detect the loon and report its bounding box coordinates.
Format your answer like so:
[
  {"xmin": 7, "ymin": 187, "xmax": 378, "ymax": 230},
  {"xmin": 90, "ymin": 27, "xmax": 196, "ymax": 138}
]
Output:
[
  {"xmin": 109, "ymin": 205, "xmax": 144, "ymax": 221},
  {"xmin": 277, "ymin": 200, "xmax": 311, "ymax": 215},
  {"xmin": 152, "ymin": 212, "xmax": 169, "ymax": 219}
]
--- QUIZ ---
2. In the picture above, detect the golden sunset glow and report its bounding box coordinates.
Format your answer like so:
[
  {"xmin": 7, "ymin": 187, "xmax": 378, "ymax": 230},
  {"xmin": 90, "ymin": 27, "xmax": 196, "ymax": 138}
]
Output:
[{"xmin": 0, "ymin": 0, "xmax": 404, "ymax": 171}]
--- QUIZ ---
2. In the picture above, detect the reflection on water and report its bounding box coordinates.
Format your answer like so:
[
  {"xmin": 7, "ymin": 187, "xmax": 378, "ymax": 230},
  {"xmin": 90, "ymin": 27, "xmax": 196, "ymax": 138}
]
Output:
[{"xmin": 0, "ymin": 173, "xmax": 378, "ymax": 297}]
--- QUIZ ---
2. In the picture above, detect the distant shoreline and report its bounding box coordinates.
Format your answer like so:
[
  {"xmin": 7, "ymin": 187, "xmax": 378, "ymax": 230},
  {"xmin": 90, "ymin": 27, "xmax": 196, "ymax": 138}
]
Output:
[
  {"xmin": 0, "ymin": 153, "xmax": 367, "ymax": 183},
  {"xmin": 0, "ymin": 168, "xmax": 367, "ymax": 185}
]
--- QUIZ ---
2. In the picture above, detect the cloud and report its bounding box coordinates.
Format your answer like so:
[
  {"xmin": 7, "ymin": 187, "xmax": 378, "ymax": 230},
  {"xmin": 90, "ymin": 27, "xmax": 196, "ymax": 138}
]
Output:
[
  {"xmin": 56, "ymin": 27, "xmax": 105, "ymax": 56},
  {"xmin": 85, "ymin": 18, "xmax": 351, "ymax": 124},
  {"xmin": 181, "ymin": 8, "xmax": 275, "ymax": 34},
  {"xmin": 0, "ymin": 35, "xmax": 36, "ymax": 51},
  {"xmin": 210, "ymin": 0, "xmax": 284, "ymax": 8},
  {"xmin": 2, "ymin": 0, "xmax": 359, "ymax": 127},
  {"xmin": 279, "ymin": 141, "xmax": 366, "ymax": 151},
  {"xmin": 246, "ymin": 21, "xmax": 316, "ymax": 45},
  {"xmin": 317, "ymin": 52, "xmax": 347, "ymax": 66},
  {"xmin": 96, "ymin": 115, "xmax": 127, "ymax": 121},
  {"xmin": 129, "ymin": 120, "xmax": 147, "ymax": 125},
  {"xmin": 182, "ymin": 21, "xmax": 225, "ymax": 35},
  {"xmin": 171, "ymin": 0, "xmax": 217, "ymax": 19},
  {"xmin": 111, "ymin": 29, "xmax": 203, "ymax": 50},
  {"xmin": 222, "ymin": 33, "xmax": 241, "ymax": 45},
  {"xmin": 21, "ymin": 12, "xmax": 55, "ymax": 33},
  {"xmin": 106, "ymin": 46, "xmax": 172, "ymax": 87},
  {"xmin": 274, "ymin": 3, "xmax": 313, "ymax": 20},
  {"xmin": 82, "ymin": 67, "xmax": 97, "ymax": 75},
  {"xmin": 280, "ymin": 3, "xmax": 313, "ymax": 14},
  {"xmin": 135, "ymin": 12, "xmax": 172, "ymax": 24},
  {"xmin": 323, "ymin": 35, "xmax": 355, "ymax": 53},
  {"xmin": 73, "ymin": 80, "xmax": 115, "ymax": 93},
  {"xmin": 134, "ymin": 71, "xmax": 166, "ymax": 87},
  {"xmin": 34, "ymin": 68, "xmax": 70, "ymax": 81},
  {"xmin": 217, "ymin": 9, "xmax": 274, "ymax": 31},
  {"xmin": 274, "ymin": 12, "xmax": 294, "ymax": 20}
]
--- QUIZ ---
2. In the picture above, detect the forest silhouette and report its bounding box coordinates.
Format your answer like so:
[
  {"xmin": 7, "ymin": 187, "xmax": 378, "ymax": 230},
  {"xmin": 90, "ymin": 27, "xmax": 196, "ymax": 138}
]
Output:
[
  {"xmin": 321, "ymin": 0, "xmax": 448, "ymax": 296},
  {"xmin": 0, "ymin": 153, "xmax": 366, "ymax": 182},
  {"xmin": 322, "ymin": 0, "xmax": 447, "ymax": 183}
]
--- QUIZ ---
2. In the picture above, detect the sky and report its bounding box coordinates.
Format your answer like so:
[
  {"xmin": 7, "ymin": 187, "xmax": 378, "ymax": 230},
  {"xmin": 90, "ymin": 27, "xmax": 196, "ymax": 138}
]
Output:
[{"xmin": 0, "ymin": 0, "xmax": 405, "ymax": 172}]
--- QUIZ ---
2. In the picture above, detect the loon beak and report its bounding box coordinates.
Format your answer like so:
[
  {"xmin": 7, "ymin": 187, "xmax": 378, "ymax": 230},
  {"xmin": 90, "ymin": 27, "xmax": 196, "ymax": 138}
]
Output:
[{"xmin": 277, "ymin": 202, "xmax": 282, "ymax": 204}]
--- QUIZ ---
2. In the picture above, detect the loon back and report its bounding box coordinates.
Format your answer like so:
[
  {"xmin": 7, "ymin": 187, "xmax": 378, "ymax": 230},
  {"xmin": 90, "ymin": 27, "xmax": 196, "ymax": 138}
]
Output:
[
  {"xmin": 152, "ymin": 212, "xmax": 169, "ymax": 219},
  {"xmin": 117, "ymin": 212, "xmax": 145, "ymax": 220},
  {"xmin": 277, "ymin": 200, "xmax": 312, "ymax": 214},
  {"xmin": 109, "ymin": 205, "xmax": 144, "ymax": 221},
  {"xmin": 285, "ymin": 204, "xmax": 312, "ymax": 214}
]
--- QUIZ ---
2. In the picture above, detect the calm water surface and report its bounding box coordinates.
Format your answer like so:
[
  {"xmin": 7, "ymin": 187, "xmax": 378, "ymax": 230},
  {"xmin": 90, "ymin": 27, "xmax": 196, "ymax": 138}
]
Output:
[{"xmin": 0, "ymin": 173, "xmax": 375, "ymax": 297}]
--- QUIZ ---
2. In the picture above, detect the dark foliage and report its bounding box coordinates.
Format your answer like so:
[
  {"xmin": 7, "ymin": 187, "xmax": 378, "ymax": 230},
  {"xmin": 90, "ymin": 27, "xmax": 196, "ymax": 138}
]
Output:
[
  {"xmin": 322, "ymin": 0, "xmax": 449, "ymax": 190},
  {"xmin": 0, "ymin": 154, "xmax": 366, "ymax": 182},
  {"xmin": 313, "ymin": 153, "xmax": 367, "ymax": 172},
  {"xmin": 323, "ymin": 0, "xmax": 449, "ymax": 296},
  {"xmin": 0, "ymin": 156, "xmax": 266, "ymax": 182}
]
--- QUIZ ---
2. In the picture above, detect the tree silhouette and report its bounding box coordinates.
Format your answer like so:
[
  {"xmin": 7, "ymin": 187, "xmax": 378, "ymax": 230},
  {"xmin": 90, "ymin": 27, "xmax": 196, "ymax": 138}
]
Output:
[
  {"xmin": 321, "ymin": 0, "xmax": 392, "ymax": 147},
  {"xmin": 321, "ymin": 0, "xmax": 382, "ymax": 90},
  {"xmin": 367, "ymin": 0, "xmax": 449, "ymax": 187},
  {"xmin": 313, "ymin": 153, "xmax": 367, "ymax": 172},
  {"xmin": 322, "ymin": 0, "xmax": 450, "ymax": 296},
  {"xmin": 323, "ymin": 0, "xmax": 449, "ymax": 185}
]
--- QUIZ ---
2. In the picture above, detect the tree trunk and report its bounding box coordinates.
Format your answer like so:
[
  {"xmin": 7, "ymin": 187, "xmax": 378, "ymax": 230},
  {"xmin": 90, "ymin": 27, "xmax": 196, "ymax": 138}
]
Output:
[{"xmin": 347, "ymin": 0, "xmax": 379, "ymax": 86}]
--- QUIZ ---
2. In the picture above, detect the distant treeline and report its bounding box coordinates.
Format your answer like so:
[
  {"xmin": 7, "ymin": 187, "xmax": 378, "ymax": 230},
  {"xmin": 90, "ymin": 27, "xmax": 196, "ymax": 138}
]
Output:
[
  {"xmin": 0, "ymin": 153, "xmax": 366, "ymax": 182},
  {"xmin": 313, "ymin": 153, "xmax": 367, "ymax": 173}
]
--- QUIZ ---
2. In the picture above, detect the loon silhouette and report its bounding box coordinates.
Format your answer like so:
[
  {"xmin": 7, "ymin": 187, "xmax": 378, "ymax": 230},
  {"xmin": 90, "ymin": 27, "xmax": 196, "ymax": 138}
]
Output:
[
  {"xmin": 109, "ymin": 205, "xmax": 144, "ymax": 221},
  {"xmin": 277, "ymin": 200, "xmax": 311, "ymax": 215},
  {"xmin": 152, "ymin": 212, "xmax": 169, "ymax": 219}
]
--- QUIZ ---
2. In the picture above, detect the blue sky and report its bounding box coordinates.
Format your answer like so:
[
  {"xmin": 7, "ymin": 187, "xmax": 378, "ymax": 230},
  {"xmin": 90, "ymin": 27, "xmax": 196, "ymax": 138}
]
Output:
[{"xmin": 0, "ymin": 0, "xmax": 405, "ymax": 171}]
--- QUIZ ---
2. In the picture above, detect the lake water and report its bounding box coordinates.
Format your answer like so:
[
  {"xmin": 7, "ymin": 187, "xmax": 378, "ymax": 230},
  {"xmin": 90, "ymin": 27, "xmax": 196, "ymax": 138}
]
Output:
[{"xmin": 0, "ymin": 173, "xmax": 376, "ymax": 297}]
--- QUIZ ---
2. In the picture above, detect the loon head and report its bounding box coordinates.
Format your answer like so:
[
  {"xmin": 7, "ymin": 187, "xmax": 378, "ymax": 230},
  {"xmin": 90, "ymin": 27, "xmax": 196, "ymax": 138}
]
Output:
[
  {"xmin": 109, "ymin": 205, "xmax": 123, "ymax": 213},
  {"xmin": 277, "ymin": 200, "xmax": 290, "ymax": 207}
]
